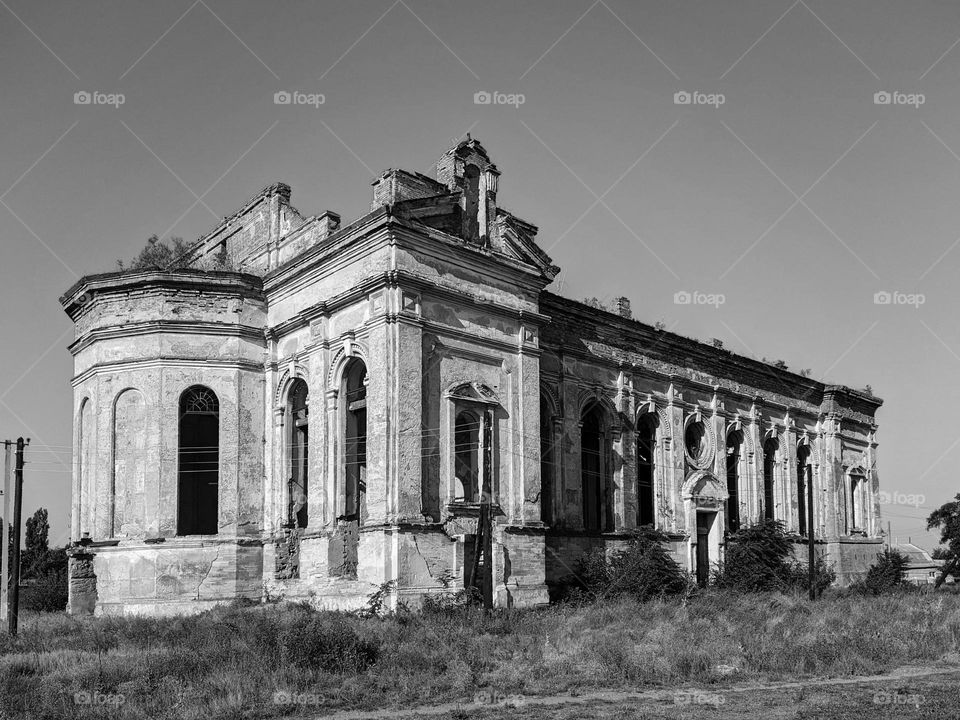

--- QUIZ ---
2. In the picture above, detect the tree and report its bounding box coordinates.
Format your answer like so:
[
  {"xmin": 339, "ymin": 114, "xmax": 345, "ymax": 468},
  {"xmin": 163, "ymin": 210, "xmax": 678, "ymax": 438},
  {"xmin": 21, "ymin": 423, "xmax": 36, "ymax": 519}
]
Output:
[
  {"xmin": 927, "ymin": 494, "xmax": 960, "ymax": 588},
  {"xmin": 21, "ymin": 507, "xmax": 49, "ymax": 579},
  {"xmin": 117, "ymin": 235, "xmax": 192, "ymax": 271}
]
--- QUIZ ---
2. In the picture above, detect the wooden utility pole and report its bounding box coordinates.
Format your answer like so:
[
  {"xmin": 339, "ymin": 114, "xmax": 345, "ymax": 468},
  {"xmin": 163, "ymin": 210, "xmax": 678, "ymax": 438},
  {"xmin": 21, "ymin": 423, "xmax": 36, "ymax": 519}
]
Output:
[
  {"xmin": 807, "ymin": 466, "xmax": 816, "ymax": 600},
  {"xmin": 1, "ymin": 440, "xmax": 11, "ymax": 629},
  {"xmin": 8, "ymin": 438, "xmax": 25, "ymax": 636}
]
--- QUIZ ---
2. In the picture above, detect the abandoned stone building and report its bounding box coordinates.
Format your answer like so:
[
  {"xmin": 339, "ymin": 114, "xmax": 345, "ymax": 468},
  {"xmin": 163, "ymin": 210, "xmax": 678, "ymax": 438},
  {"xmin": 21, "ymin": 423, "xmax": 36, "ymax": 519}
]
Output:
[{"xmin": 62, "ymin": 137, "xmax": 883, "ymax": 615}]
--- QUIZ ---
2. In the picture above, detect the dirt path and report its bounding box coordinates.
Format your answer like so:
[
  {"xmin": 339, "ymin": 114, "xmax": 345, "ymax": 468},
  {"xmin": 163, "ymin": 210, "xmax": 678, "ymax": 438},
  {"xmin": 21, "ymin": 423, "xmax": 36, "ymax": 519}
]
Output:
[{"xmin": 312, "ymin": 663, "xmax": 960, "ymax": 719}]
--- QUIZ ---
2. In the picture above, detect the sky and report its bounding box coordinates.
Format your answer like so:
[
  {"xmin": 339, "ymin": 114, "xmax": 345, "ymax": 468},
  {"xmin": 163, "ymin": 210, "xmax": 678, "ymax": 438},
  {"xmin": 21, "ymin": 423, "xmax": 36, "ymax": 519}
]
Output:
[{"xmin": 1, "ymin": 0, "xmax": 959, "ymax": 551}]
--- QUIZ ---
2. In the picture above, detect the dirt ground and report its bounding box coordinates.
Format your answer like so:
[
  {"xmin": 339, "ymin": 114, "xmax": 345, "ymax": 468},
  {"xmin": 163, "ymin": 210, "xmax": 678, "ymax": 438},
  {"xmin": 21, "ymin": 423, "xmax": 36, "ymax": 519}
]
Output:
[{"xmin": 313, "ymin": 664, "xmax": 960, "ymax": 720}]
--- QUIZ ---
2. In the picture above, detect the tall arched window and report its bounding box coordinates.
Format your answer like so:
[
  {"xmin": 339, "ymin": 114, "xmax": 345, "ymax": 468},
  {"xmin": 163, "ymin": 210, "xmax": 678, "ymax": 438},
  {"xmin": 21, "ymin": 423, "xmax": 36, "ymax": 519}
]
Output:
[
  {"xmin": 178, "ymin": 386, "xmax": 219, "ymax": 535},
  {"xmin": 581, "ymin": 403, "xmax": 609, "ymax": 532},
  {"xmin": 287, "ymin": 379, "xmax": 309, "ymax": 528},
  {"xmin": 636, "ymin": 413, "xmax": 657, "ymax": 527},
  {"xmin": 539, "ymin": 393, "xmax": 556, "ymax": 525},
  {"xmin": 763, "ymin": 438, "xmax": 777, "ymax": 521},
  {"xmin": 849, "ymin": 472, "xmax": 866, "ymax": 533},
  {"xmin": 342, "ymin": 359, "xmax": 367, "ymax": 523},
  {"xmin": 726, "ymin": 431, "xmax": 742, "ymax": 532},
  {"xmin": 796, "ymin": 444, "xmax": 811, "ymax": 536},
  {"xmin": 455, "ymin": 411, "xmax": 480, "ymax": 501}
]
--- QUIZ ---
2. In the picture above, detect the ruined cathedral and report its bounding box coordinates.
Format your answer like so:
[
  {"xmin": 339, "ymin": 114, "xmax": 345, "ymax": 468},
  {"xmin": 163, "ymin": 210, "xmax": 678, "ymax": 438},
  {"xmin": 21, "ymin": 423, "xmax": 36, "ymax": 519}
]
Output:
[{"xmin": 62, "ymin": 138, "xmax": 883, "ymax": 615}]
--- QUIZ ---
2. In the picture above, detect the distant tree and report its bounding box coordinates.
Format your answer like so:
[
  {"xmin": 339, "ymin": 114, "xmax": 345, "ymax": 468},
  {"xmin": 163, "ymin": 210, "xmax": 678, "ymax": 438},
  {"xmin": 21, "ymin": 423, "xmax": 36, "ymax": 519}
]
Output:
[
  {"xmin": 772, "ymin": 359, "xmax": 788, "ymax": 370},
  {"xmin": 582, "ymin": 297, "xmax": 606, "ymax": 311},
  {"xmin": 927, "ymin": 495, "xmax": 960, "ymax": 588}
]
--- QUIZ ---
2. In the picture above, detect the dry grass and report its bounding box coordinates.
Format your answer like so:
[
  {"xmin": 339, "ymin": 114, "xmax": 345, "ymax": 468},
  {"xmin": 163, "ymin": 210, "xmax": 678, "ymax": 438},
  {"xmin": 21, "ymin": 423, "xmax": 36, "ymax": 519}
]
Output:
[{"xmin": 1, "ymin": 588, "xmax": 959, "ymax": 719}]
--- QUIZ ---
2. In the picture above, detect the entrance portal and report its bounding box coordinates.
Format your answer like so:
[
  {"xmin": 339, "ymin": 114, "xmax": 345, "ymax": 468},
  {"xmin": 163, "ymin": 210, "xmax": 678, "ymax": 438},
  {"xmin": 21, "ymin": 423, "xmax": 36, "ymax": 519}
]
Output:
[{"xmin": 696, "ymin": 512, "xmax": 715, "ymax": 587}]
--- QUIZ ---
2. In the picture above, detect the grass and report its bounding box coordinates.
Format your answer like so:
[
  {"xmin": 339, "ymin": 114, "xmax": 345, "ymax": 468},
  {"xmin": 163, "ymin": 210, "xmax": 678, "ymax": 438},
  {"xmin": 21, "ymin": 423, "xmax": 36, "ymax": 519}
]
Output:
[{"xmin": 1, "ymin": 588, "xmax": 959, "ymax": 719}]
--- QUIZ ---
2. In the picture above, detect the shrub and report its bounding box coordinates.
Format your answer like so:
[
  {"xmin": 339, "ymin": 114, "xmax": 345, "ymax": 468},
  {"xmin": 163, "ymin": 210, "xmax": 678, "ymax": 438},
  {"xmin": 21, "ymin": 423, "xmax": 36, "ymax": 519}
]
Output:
[
  {"xmin": 780, "ymin": 556, "xmax": 836, "ymax": 597},
  {"xmin": 859, "ymin": 548, "xmax": 909, "ymax": 595},
  {"xmin": 564, "ymin": 527, "xmax": 689, "ymax": 602},
  {"xmin": 279, "ymin": 612, "xmax": 379, "ymax": 672},
  {"xmin": 20, "ymin": 548, "xmax": 67, "ymax": 612},
  {"xmin": 715, "ymin": 520, "xmax": 835, "ymax": 594},
  {"xmin": 715, "ymin": 520, "xmax": 794, "ymax": 592}
]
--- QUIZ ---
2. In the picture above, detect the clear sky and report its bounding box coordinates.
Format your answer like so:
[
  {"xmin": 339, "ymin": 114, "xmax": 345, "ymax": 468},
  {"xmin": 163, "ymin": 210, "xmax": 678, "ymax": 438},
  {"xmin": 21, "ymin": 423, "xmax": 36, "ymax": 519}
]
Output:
[{"xmin": 1, "ymin": 0, "xmax": 958, "ymax": 551}]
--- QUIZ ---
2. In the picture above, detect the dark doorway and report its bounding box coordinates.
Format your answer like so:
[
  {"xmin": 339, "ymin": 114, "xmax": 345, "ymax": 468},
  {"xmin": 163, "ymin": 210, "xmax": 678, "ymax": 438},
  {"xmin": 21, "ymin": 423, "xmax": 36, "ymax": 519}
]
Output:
[{"xmin": 696, "ymin": 512, "xmax": 714, "ymax": 587}]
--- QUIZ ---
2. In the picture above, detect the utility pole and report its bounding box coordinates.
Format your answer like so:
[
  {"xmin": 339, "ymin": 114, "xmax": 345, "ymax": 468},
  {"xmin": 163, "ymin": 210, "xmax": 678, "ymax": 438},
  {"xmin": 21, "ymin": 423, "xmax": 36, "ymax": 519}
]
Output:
[
  {"xmin": 807, "ymin": 465, "xmax": 816, "ymax": 600},
  {"xmin": 1, "ymin": 440, "xmax": 11, "ymax": 629},
  {"xmin": 9, "ymin": 438, "xmax": 25, "ymax": 636}
]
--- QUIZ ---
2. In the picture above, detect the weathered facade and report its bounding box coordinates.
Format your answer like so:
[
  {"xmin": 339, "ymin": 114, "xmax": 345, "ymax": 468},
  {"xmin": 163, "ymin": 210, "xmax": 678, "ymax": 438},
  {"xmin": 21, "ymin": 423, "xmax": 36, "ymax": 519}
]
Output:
[{"xmin": 62, "ymin": 138, "xmax": 883, "ymax": 615}]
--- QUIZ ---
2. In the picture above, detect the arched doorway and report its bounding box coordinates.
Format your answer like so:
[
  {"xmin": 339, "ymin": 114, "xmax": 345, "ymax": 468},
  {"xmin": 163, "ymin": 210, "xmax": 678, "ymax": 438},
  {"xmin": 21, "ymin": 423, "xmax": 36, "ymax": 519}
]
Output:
[{"xmin": 682, "ymin": 471, "xmax": 728, "ymax": 588}]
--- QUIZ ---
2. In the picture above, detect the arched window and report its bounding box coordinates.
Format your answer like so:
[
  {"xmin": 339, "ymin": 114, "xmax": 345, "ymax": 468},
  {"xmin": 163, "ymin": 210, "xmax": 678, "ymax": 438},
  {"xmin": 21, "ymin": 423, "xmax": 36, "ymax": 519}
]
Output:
[
  {"xmin": 539, "ymin": 393, "xmax": 556, "ymax": 525},
  {"xmin": 763, "ymin": 438, "xmax": 777, "ymax": 521},
  {"xmin": 178, "ymin": 386, "xmax": 219, "ymax": 535},
  {"xmin": 342, "ymin": 359, "xmax": 367, "ymax": 523},
  {"xmin": 455, "ymin": 411, "xmax": 480, "ymax": 501},
  {"xmin": 287, "ymin": 379, "xmax": 309, "ymax": 528},
  {"xmin": 581, "ymin": 403, "xmax": 610, "ymax": 532},
  {"xmin": 849, "ymin": 472, "xmax": 866, "ymax": 532},
  {"xmin": 726, "ymin": 431, "xmax": 743, "ymax": 532},
  {"xmin": 797, "ymin": 444, "xmax": 811, "ymax": 536},
  {"xmin": 636, "ymin": 413, "xmax": 657, "ymax": 527}
]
